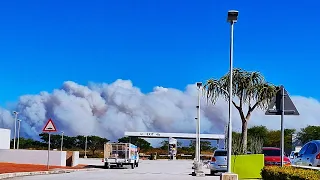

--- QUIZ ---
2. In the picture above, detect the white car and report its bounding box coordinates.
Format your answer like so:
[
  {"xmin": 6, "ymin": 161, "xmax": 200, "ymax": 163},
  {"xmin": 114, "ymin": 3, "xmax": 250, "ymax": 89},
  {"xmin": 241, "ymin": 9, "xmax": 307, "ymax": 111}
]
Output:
[
  {"xmin": 210, "ymin": 149, "xmax": 227, "ymax": 175},
  {"xmin": 292, "ymin": 140, "xmax": 320, "ymax": 167}
]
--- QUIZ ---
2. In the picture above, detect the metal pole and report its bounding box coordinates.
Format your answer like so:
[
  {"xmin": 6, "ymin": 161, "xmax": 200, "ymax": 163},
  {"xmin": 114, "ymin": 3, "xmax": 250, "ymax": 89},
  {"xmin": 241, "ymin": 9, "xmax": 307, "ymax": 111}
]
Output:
[
  {"xmin": 61, "ymin": 131, "xmax": 64, "ymax": 152},
  {"xmin": 17, "ymin": 120, "xmax": 21, "ymax": 150},
  {"xmin": 13, "ymin": 111, "xmax": 18, "ymax": 149},
  {"xmin": 195, "ymin": 117, "xmax": 199, "ymax": 162},
  {"xmin": 197, "ymin": 86, "xmax": 201, "ymax": 162},
  {"xmin": 84, "ymin": 136, "xmax": 88, "ymax": 158},
  {"xmin": 227, "ymin": 21, "xmax": 234, "ymax": 173},
  {"xmin": 47, "ymin": 133, "xmax": 51, "ymax": 170},
  {"xmin": 224, "ymin": 125, "xmax": 228, "ymax": 150},
  {"xmin": 280, "ymin": 87, "xmax": 285, "ymax": 167}
]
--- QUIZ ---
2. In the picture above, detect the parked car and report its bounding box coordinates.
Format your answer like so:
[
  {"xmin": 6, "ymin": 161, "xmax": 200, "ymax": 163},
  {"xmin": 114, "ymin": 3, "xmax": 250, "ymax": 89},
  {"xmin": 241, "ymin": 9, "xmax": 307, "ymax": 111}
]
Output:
[
  {"xmin": 209, "ymin": 149, "xmax": 227, "ymax": 175},
  {"xmin": 262, "ymin": 147, "xmax": 291, "ymax": 166},
  {"xmin": 289, "ymin": 151, "xmax": 299, "ymax": 160},
  {"xmin": 291, "ymin": 140, "xmax": 320, "ymax": 167}
]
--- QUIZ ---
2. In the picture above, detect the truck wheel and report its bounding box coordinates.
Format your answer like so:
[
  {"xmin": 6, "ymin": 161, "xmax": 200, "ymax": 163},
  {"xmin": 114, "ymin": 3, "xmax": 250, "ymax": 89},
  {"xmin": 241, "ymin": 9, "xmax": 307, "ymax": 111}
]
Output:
[{"xmin": 131, "ymin": 163, "xmax": 135, "ymax": 169}]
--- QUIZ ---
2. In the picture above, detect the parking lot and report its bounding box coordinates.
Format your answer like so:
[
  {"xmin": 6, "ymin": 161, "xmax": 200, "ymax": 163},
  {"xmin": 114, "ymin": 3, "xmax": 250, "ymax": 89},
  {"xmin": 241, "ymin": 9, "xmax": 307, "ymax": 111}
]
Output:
[{"xmin": 12, "ymin": 160, "xmax": 220, "ymax": 180}]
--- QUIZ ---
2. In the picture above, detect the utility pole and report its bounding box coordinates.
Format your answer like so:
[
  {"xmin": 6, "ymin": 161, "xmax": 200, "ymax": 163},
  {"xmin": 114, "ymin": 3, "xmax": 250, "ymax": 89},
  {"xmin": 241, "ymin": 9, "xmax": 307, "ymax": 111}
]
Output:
[
  {"xmin": 84, "ymin": 136, "xmax": 88, "ymax": 158},
  {"xmin": 13, "ymin": 111, "xmax": 19, "ymax": 149},
  {"xmin": 61, "ymin": 131, "xmax": 64, "ymax": 151},
  {"xmin": 17, "ymin": 119, "xmax": 21, "ymax": 149},
  {"xmin": 226, "ymin": 10, "xmax": 238, "ymax": 173}
]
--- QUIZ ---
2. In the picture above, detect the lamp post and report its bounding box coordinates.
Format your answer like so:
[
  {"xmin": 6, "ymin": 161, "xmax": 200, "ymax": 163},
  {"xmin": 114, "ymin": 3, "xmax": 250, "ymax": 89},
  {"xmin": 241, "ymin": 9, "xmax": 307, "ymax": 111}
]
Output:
[
  {"xmin": 12, "ymin": 111, "xmax": 19, "ymax": 149},
  {"xmin": 61, "ymin": 131, "xmax": 64, "ymax": 152},
  {"xmin": 194, "ymin": 117, "xmax": 198, "ymax": 163},
  {"xmin": 84, "ymin": 136, "xmax": 88, "ymax": 158},
  {"xmin": 192, "ymin": 82, "xmax": 204, "ymax": 175},
  {"xmin": 227, "ymin": 10, "xmax": 238, "ymax": 173},
  {"xmin": 196, "ymin": 82, "xmax": 202, "ymax": 163},
  {"xmin": 17, "ymin": 119, "xmax": 21, "ymax": 150}
]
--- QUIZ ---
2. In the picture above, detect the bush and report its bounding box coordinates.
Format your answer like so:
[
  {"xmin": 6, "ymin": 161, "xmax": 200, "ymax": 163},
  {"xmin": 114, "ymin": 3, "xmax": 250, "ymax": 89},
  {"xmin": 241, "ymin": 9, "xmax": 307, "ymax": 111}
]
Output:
[
  {"xmin": 261, "ymin": 166, "xmax": 320, "ymax": 180},
  {"xmin": 232, "ymin": 134, "xmax": 263, "ymax": 155}
]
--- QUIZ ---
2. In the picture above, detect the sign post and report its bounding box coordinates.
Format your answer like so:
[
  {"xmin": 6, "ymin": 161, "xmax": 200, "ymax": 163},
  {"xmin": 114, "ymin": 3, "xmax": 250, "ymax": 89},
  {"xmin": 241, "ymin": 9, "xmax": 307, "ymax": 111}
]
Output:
[
  {"xmin": 42, "ymin": 118, "xmax": 57, "ymax": 170},
  {"xmin": 265, "ymin": 85, "xmax": 299, "ymax": 167}
]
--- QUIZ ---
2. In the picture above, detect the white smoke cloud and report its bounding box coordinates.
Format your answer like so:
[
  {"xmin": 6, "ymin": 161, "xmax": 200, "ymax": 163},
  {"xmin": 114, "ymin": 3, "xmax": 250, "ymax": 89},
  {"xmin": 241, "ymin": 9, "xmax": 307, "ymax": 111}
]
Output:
[{"xmin": 0, "ymin": 79, "xmax": 319, "ymax": 143}]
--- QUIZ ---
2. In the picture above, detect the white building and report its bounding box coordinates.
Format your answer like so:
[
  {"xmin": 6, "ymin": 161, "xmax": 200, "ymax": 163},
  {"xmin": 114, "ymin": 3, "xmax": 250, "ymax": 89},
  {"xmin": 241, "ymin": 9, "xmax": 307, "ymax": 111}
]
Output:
[{"xmin": 0, "ymin": 128, "xmax": 11, "ymax": 149}]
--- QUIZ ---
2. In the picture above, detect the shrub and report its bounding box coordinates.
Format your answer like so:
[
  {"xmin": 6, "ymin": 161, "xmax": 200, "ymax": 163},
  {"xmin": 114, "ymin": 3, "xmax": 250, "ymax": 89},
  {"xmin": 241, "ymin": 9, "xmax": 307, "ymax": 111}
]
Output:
[
  {"xmin": 232, "ymin": 135, "xmax": 263, "ymax": 155},
  {"xmin": 261, "ymin": 166, "xmax": 320, "ymax": 180}
]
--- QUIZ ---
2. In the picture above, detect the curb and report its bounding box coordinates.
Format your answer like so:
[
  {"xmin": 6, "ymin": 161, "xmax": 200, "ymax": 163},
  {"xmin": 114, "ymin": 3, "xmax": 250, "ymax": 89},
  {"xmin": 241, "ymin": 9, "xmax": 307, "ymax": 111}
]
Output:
[{"xmin": 0, "ymin": 168, "xmax": 97, "ymax": 179}]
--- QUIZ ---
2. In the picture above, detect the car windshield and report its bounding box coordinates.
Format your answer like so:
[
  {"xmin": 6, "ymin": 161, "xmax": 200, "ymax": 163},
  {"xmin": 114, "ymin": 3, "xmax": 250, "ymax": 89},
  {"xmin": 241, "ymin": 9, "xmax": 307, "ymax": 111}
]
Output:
[
  {"xmin": 263, "ymin": 149, "xmax": 281, "ymax": 156},
  {"xmin": 214, "ymin": 151, "xmax": 227, "ymax": 156}
]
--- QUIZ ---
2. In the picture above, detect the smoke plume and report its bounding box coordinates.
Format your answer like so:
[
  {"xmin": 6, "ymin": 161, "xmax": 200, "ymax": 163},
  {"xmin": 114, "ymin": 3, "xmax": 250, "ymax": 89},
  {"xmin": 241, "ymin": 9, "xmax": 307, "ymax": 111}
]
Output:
[{"xmin": 0, "ymin": 79, "xmax": 319, "ymax": 143}]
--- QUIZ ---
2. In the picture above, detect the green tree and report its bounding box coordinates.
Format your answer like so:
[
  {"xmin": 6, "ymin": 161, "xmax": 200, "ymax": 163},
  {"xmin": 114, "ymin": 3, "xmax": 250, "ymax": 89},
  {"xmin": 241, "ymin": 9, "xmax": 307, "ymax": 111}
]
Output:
[
  {"xmin": 189, "ymin": 140, "xmax": 213, "ymax": 151},
  {"xmin": 265, "ymin": 129, "xmax": 295, "ymax": 153},
  {"xmin": 204, "ymin": 68, "xmax": 278, "ymax": 153},
  {"xmin": 297, "ymin": 126, "xmax": 320, "ymax": 144},
  {"xmin": 75, "ymin": 135, "xmax": 86, "ymax": 149},
  {"xmin": 11, "ymin": 138, "xmax": 46, "ymax": 149},
  {"xmin": 117, "ymin": 137, "xmax": 152, "ymax": 152},
  {"xmin": 39, "ymin": 133, "xmax": 65, "ymax": 149},
  {"xmin": 248, "ymin": 126, "xmax": 268, "ymax": 143},
  {"xmin": 63, "ymin": 136, "xmax": 77, "ymax": 149},
  {"xmin": 87, "ymin": 136, "xmax": 109, "ymax": 155}
]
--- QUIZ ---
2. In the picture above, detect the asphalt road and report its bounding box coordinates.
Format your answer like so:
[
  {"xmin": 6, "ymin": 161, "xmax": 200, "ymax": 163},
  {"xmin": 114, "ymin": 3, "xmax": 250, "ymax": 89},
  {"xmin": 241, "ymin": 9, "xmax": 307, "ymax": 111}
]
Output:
[{"xmin": 12, "ymin": 160, "xmax": 220, "ymax": 180}]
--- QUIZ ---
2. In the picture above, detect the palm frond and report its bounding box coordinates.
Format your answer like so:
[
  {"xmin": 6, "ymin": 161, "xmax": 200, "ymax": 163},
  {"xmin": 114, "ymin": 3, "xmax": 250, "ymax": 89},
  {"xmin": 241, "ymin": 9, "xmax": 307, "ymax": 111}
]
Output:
[
  {"xmin": 203, "ymin": 79, "xmax": 229, "ymax": 104},
  {"xmin": 204, "ymin": 68, "xmax": 278, "ymax": 110}
]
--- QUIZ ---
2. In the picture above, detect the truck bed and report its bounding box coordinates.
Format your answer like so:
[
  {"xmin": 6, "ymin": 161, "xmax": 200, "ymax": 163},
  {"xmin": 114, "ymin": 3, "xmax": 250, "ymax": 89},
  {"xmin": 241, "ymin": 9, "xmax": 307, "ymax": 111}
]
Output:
[{"xmin": 103, "ymin": 143, "xmax": 139, "ymax": 169}]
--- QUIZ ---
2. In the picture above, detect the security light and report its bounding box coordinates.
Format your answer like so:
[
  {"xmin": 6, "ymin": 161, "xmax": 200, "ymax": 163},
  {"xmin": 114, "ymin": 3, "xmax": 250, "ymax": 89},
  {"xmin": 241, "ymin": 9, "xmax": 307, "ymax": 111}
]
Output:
[
  {"xmin": 227, "ymin": 10, "xmax": 239, "ymax": 23},
  {"xmin": 196, "ymin": 82, "xmax": 202, "ymax": 88}
]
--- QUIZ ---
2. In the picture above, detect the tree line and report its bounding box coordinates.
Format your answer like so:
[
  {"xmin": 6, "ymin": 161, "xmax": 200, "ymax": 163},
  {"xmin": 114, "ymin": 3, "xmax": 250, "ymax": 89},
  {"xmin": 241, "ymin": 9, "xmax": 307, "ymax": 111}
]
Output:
[{"xmin": 11, "ymin": 125, "xmax": 319, "ymax": 156}]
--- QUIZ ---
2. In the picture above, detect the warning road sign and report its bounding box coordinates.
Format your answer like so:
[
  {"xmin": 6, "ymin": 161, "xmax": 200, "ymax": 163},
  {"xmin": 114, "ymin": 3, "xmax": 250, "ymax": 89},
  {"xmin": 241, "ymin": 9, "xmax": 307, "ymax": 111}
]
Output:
[
  {"xmin": 42, "ymin": 119, "xmax": 57, "ymax": 132},
  {"xmin": 265, "ymin": 85, "xmax": 299, "ymax": 116}
]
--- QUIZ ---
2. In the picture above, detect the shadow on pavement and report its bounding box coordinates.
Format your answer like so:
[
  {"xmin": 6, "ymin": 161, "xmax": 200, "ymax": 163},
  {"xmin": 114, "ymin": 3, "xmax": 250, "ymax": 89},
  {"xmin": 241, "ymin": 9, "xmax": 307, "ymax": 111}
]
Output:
[
  {"xmin": 83, "ymin": 165, "xmax": 131, "ymax": 169},
  {"xmin": 188, "ymin": 173, "xmax": 220, "ymax": 177}
]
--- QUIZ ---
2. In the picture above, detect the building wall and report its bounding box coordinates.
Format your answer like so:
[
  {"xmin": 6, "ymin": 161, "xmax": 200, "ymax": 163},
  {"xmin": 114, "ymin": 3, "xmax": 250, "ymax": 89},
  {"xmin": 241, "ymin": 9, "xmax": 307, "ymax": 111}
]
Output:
[
  {"xmin": 72, "ymin": 151, "xmax": 79, "ymax": 167},
  {"xmin": 0, "ymin": 128, "xmax": 11, "ymax": 149},
  {"xmin": 0, "ymin": 149, "xmax": 67, "ymax": 166}
]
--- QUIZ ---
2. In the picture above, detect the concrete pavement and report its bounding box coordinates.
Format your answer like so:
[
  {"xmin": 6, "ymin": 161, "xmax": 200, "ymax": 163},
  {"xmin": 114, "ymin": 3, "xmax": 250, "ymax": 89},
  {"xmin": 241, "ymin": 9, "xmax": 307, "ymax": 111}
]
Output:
[{"xmin": 11, "ymin": 160, "xmax": 220, "ymax": 180}]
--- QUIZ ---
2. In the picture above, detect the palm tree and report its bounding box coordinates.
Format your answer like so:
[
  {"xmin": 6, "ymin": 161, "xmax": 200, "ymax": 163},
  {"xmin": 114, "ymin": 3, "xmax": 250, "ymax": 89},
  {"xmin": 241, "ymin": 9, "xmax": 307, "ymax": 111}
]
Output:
[{"xmin": 204, "ymin": 68, "xmax": 278, "ymax": 153}]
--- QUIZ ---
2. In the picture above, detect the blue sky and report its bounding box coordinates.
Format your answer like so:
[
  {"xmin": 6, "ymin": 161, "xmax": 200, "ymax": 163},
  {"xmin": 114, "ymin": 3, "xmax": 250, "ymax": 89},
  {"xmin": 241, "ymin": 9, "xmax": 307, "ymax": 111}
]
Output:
[{"xmin": 0, "ymin": 0, "xmax": 319, "ymax": 106}]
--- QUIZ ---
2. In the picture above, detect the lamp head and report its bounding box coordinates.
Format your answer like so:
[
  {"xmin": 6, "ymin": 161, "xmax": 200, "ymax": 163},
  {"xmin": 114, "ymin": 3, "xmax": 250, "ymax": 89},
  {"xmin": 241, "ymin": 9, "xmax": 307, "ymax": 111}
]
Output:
[
  {"xmin": 227, "ymin": 10, "xmax": 239, "ymax": 23},
  {"xmin": 196, "ymin": 82, "xmax": 203, "ymax": 88}
]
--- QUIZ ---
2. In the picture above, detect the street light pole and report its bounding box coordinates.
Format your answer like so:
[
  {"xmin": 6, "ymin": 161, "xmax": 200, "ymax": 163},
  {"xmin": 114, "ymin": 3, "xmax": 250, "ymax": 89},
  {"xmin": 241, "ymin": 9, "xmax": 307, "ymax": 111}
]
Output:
[
  {"xmin": 61, "ymin": 131, "xmax": 64, "ymax": 152},
  {"xmin": 13, "ymin": 111, "xmax": 19, "ymax": 149},
  {"xmin": 193, "ymin": 82, "xmax": 204, "ymax": 176},
  {"xmin": 17, "ymin": 119, "xmax": 21, "ymax": 150},
  {"xmin": 84, "ymin": 136, "xmax": 88, "ymax": 158},
  {"xmin": 195, "ymin": 117, "xmax": 198, "ymax": 162},
  {"xmin": 196, "ymin": 82, "xmax": 202, "ymax": 163},
  {"xmin": 227, "ymin": 10, "xmax": 238, "ymax": 173}
]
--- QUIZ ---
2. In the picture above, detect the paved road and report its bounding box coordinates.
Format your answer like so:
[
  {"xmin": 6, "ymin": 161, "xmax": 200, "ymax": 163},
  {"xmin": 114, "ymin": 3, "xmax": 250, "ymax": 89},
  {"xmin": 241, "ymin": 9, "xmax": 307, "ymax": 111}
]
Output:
[{"xmin": 13, "ymin": 160, "xmax": 220, "ymax": 180}]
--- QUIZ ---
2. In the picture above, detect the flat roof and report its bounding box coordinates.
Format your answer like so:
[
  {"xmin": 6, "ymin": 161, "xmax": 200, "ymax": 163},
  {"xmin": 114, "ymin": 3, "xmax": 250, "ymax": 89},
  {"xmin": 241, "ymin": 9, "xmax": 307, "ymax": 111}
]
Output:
[{"xmin": 124, "ymin": 132, "xmax": 225, "ymax": 140}]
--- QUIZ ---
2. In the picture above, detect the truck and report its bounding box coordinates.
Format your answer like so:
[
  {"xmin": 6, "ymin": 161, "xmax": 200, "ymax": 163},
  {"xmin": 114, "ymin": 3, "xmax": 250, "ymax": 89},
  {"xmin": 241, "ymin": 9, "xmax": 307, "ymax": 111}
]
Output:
[{"xmin": 103, "ymin": 143, "xmax": 139, "ymax": 169}]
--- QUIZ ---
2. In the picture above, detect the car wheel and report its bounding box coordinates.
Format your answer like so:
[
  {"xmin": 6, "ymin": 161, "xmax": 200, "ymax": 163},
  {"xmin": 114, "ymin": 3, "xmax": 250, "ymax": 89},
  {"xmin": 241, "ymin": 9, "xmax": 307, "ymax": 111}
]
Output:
[
  {"xmin": 210, "ymin": 170, "xmax": 216, "ymax": 175},
  {"xmin": 104, "ymin": 163, "xmax": 110, "ymax": 169}
]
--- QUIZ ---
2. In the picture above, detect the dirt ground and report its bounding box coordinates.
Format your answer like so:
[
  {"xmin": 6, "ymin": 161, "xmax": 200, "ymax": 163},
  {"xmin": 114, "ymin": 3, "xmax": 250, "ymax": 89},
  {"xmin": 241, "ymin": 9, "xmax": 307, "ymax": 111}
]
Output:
[{"xmin": 0, "ymin": 163, "xmax": 86, "ymax": 174}]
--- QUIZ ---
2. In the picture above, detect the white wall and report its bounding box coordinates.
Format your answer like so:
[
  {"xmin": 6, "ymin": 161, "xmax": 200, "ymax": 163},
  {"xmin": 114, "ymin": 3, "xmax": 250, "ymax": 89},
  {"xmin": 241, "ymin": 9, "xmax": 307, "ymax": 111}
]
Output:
[
  {"xmin": 0, "ymin": 149, "xmax": 66, "ymax": 166},
  {"xmin": 72, "ymin": 151, "xmax": 79, "ymax": 167},
  {"xmin": 0, "ymin": 128, "xmax": 10, "ymax": 149}
]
